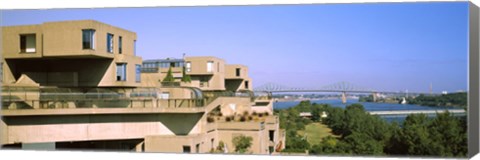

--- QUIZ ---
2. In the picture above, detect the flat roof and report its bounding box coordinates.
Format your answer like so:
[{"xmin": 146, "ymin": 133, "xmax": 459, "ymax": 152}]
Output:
[{"xmin": 143, "ymin": 58, "xmax": 184, "ymax": 63}]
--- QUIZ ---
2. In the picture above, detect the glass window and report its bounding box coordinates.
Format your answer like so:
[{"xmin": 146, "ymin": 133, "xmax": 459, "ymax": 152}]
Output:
[
  {"xmin": 107, "ymin": 33, "xmax": 114, "ymax": 53},
  {"xmin": 160, "ymin": 62, "xmax": 169, "ymax": 68},
  {"xmin": 0, "ymin": 62, "xmax": 3, "ymax": 82},
  {"xmin": 236, "ymin": 68, "xmax": 241, "ymax": 77},
  {"xmin": 118, "ymin": 36, "xmax": 122, "ymax": 54},
  {"xmin": 182, "ymin": 146, "xmax": 190, "ymax": 153},
  {"xmin": 136, "ymin": 64, "xmax": 141, "ymax": 82},
  {"xmin": 20, "ymin": 34, "xmax": 36, "ymax": 53},
  {"xmin": 82, "ymin": 29, "xmax": 95, "ymax": 49},
  {"xmin": 186, "ymin": 62, "xmax": 191, "ymax": 72},
  {"xmin": 245, "ymin": 81, "xmax": 249, "ymax": 89},
  {"xmin": 116, "ymin": 63, "xmax": 127, "ymax": 81},
  {"xmin": 196, "ymin": 144, "xmax": 200, "ymax": 153},
  {"xmin": 207, "ymin": 61, "xmax": 213, "ymax": 72},
  {"xmin": 134, "ymin": 40, "xmax": 137, "ymax": 56}
]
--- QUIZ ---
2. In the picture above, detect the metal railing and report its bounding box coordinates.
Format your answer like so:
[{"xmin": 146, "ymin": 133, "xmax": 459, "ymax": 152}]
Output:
[
  {"xmin": 2, "ymin": 98, "xmax": 206, "ymax": 110},
  {"xmin": 2, "ymin": 87, "xmax": 258, "ymax": 111},
  {"xmin": 161, "ymin": 82, "xmax": 181, "ymax": 87},
  {"xmin": 141, "ymin": 67, "xmax": 159, "ymax": 73}
]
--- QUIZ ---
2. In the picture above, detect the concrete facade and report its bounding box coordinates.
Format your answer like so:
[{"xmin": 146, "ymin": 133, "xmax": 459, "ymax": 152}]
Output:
[
  {"xmin": 1, "ymin": 20, "xmax": 282, "ymax": 155},
  {"xmin": 184, "ymin": 56, "xmax": 226, "ymax": 91},
  {"xmin": 225, "ymin": 64, "xmax": 251, "ymax": 91},
  {"xmin": 1, "ymin": 20, "xmax": 142, "ymax": 87}
]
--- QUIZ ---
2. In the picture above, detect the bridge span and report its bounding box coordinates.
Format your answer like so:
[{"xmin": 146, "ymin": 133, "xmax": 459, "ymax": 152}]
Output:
[
  {"xmin": 254, "ymin": 82, "xmax": 442, "ymax": 104},
  {"xmin": 368, "ymin": 109, "xmax": 465, "ymax": 116}
]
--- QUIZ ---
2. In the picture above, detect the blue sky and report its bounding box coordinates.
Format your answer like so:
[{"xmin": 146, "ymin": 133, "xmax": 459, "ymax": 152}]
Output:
[{"xmin": 1, "ymin": 2, "xmax": 469, "ymax": 92}]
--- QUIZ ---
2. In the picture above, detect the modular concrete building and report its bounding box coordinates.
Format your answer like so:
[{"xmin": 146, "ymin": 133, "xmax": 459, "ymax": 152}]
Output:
[{"xmin": 1, "ymin": 20, "xmax": 284, "ymax": 154}]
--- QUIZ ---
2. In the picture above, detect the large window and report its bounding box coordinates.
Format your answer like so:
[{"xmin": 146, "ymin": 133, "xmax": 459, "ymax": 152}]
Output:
[
  {"xmin": 186, "ymin": 62, "xmax": 191, "ymax": 72},
  {"xmin": 236, "ymin": 68, "xmax": 241, "ymax": 77},
  {"xmin": 20, "ymin": 34, "xmax": 36, "ymax": 53},
  {"xmin": 182, "ymin": 146, "xmax": 191, "ymax": 153},
  {"xmin": 134, "ymin": 40, "xmax": 137, "ymax": 56},
  {"xmin": 107, "ymin": 33, "xmax": 114, "ymax": 53},
  {"xmin": 118, "ymin": 36, "xmax": 122, "ymax": 54},
  {"xmin": 207, "ymin": 61, "xmax": 213, "ymax": 72},
  {"xmin": 135, "ymin": 64, "xmax": 141, "ymax": 82},
  {"xmin": 82, "ymin": 29, "xmax": 95, "ymax": 49},
  {"xmin": 116, "ymin": 63, "xmax": 127, "ymax": 81},
  {"xmin": 0, "ymin": 62, "xmax": 3, "ymax": 82},
  {"xmin": 195, "ymin": 144, "xmax": 200, "ymax": 153},
  {"xmin": 269, "ymin": 130, "xmax": 275, "ymax": 141}
]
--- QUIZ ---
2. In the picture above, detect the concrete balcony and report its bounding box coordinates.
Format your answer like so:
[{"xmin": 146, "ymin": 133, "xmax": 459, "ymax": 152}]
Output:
[
  {"xmin": 159, "ymin": 67, "xmax": 183, "ymax": 73},
  {"xmin": 225, "ymin": 64, "xmax": 249, "ymax": 80},
  {"xmin": 216, "ymin": 121, "xmax": 265, "ymax": 131},
  {"xmin": 264, "ymin": 116, "xmax": 279, "ymax": 124},
  {"xmin": 1, "ymin": 98, "xmax": 208, "ymax": 116}
]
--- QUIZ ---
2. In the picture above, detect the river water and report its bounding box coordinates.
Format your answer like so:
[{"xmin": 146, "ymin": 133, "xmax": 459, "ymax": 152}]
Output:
[{"xmin": 273, "ymin": 99, "xmax": 465, "ymax": 123}]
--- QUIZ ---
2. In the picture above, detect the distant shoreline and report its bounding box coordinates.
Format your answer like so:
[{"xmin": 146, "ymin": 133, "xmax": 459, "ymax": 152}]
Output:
[{"xmin": 273, "ymin": 97, "xmax": 359, "ymax": 102}]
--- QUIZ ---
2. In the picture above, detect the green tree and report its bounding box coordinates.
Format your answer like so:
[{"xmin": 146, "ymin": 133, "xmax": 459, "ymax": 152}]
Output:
[
  {"xmin": 310, "ymin": 136, "xmax": 347, "ymax": 155},
  {"xmin": 181, "ymin": 66, "xmax": 191, "ymax": 82},
  {"xmin": 284, "ymin": 130, "xmax": 310, "ymax": 152},
  {"xmin": 399, "ymin": 114, "xmax": 435, "ymax": 155},
  {"xmin": 343, "ymin": 132, "xmax": 384, "ymax": 155},
  {"xmin": 232, "ymin": 135, "xmax": 253, "ymax": 153},
  {"xmin": 162, "ymin": 67, "xmax": 174, "ymax": 82},
  {"xmin": 428, "ymin": 111, "xmax": 467, "ymax": 157}
]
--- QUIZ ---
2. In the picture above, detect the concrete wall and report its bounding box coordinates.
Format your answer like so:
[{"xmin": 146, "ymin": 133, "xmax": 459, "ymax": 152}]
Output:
[
  {"xmin": 144, "ymin": 131, "xmax": 217, "ymax": 153},
  {"xmin": 185, "ymin": 57, "xmax": 225, "ymax": 90},
  {"xmin": 218, "ymin": 97, "xmax": 253, "ymax": 116},
  {"xmin": 2, "ymin": 25, "xmax": 43, "ymax": 59},
  {"xmin": 225, "ymin": 79, "xmax": 252, "ymax": 91},
  {"xmin": 140, "ymin": 72, "xmax": 162, "ymax": 87},
  {"xmin": 41, "ymin": 20, "xmax": 136, "ymax": 57},
  {"xmin": 0, "ymin": 120, "xmax": 7, "ymax": 145},
  {"xmin": 1, "ymin": 20, "xmax": 142, "ymax": 87},
  {"xmin": 160, "ymin": 88, "xmax": 194, "ymax": 99},
  {"xmin": 225, "ymin": 64, "xmax": 248, "ymax": 79},
  {"xmin": 1, "ymin": 113, "xmax": 203, "ymax": 145},
  {"xmin": 217, "ymin": 128, "xmax": 269, "ymax": 154}
]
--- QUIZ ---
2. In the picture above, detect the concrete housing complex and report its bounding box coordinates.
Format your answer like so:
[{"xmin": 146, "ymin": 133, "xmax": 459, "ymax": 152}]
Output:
[{"xmin": 0, "ymin": 20, "xmax": 284, "ymax": 154}]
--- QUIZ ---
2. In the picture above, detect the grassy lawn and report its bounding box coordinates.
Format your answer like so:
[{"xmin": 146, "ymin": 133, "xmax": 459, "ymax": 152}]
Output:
[{"xmin": 297, "ymin": 122, "xmax": 338, "ymax": 145}]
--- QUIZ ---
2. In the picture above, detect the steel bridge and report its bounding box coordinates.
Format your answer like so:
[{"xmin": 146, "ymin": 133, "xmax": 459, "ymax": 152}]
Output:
[{"xmin": 253, "ymin": 81, "xmax": 439, "ymax": 103}]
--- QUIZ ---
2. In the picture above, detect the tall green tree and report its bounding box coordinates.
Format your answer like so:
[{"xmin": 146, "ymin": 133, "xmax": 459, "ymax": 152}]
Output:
[
  {"xmin": 343, "ymin": 132, "xmax": 384, "ymax": 155},
  {"xmin": 399, "ymin": 114, "xmax": 435, "ymax": 155},
  {"xmin": 181, "ymin": 66, "xmax": 191, "ymax": 82},
  {"xmin": 162, "ymin": 67, "xmax": 174, "ymax": 82},
  {"xmin": 428, "ymin": 111, "xmax": 467, "ymax": 157},
  {"xmin": 232, "ymin": 135, "xmax": 253, "ymax": 153}
]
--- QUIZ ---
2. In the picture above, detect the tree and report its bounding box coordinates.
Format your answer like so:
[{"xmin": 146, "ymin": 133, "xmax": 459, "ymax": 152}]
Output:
[
  {"xmin": 162, "ymin": 67, "xmax": 174, "ymax": 82},
  {"xmin": 181, "ymin": 66, "xmax": 191, "ymax": 82},
  {"xmin": 399, "ymin": 114, "xmax": 435, "ymax": 155},
  {"xmin": 232, "ymin": 135, "xmax": 253, "ymax": 153},
  {"xmin": 428, "ymin": 111, "xmax": 467, "ymax": 157},
  {"xmin": 284, "ymin": 131, "xmax": 310, "ymax": 152},
  {"xmin": 310, "ymin": 136, "xmax": 347, "ymax": 155},
  {"xmin": 343, "ymin": 132, "xmax": 384, "ymax": 155}
]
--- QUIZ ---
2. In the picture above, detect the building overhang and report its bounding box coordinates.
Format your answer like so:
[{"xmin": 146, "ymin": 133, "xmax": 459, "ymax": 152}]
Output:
[
  {"xmin": 1, "ymin": 107, "xmax": 206, "ymax": 116},
  {"xmin": 4, "ymin": 53, "xmax": 114, "ymax": 59}
]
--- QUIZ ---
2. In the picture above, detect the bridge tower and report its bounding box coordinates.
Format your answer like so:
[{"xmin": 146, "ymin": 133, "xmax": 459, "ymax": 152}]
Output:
[
  {"xmin": 341, "ymin": 91, "xmax": 347, "ymax": 104},
  {"xmin": 372, "ymin": 92, "xmax": 377, "ymax": 102}
]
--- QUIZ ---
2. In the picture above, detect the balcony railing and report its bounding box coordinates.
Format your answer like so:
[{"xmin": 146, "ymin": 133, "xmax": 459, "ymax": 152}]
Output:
[
  {"xmin": 141, "ymin": 67, "xmax": 159, "ymax": 73},
  {"xmin": 161, "ymin": 81, "xmax": 181, "ymax": 87},
  {"xmin": 2, "ymin": 98, "xmax": 206, "ymax": 110},
  {"xmin": 199, "ymin": 82, "xmax": 209, "ymax": 88},
  {"xmin": 1, "ymin": 87, "xmax": 256, "ymax": 111}
]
